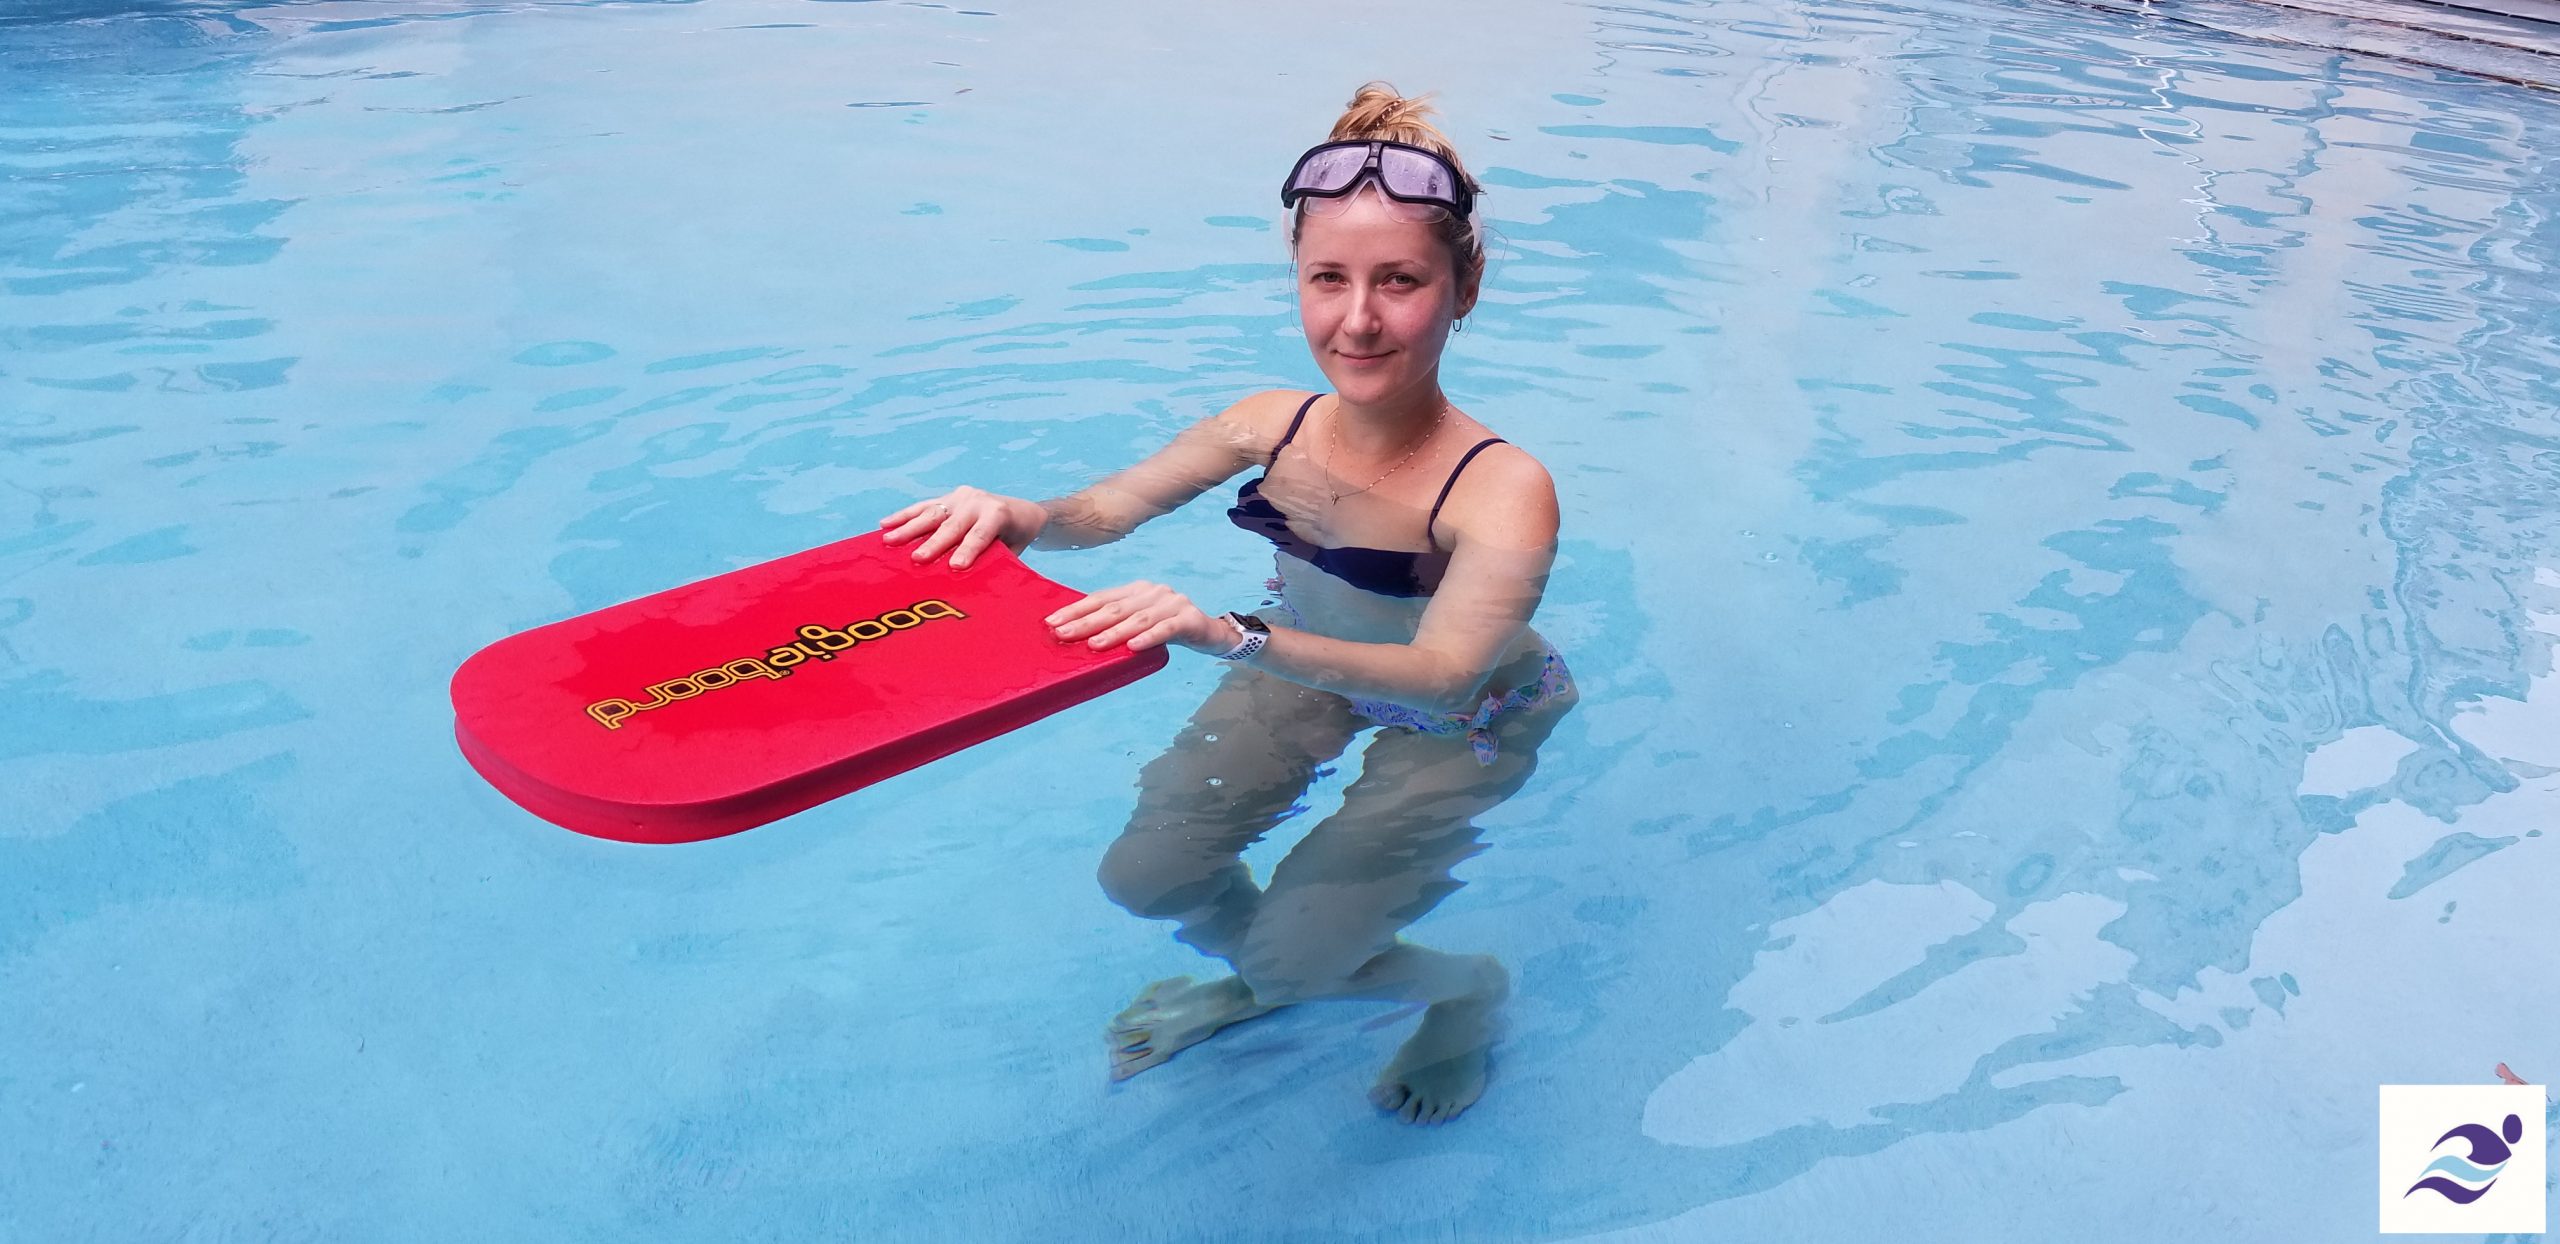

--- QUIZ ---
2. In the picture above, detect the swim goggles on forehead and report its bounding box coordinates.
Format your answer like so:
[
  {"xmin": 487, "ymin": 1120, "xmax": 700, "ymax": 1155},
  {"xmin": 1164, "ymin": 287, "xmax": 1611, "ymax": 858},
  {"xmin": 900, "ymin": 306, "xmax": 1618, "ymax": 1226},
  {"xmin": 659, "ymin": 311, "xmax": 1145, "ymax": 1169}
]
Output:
[{"xmin": 1280, "ymin": 140, "xmax": 1476, "ymax": 223}]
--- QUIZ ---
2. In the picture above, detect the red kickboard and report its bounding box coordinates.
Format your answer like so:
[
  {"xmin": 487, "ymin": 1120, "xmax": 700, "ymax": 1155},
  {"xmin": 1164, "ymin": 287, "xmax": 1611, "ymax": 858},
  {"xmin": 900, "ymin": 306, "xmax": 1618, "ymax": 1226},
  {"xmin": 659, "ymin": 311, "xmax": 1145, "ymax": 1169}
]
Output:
[{"xmin": 451, "ymin": 533, "xmax": 1163, "ymax": 844}]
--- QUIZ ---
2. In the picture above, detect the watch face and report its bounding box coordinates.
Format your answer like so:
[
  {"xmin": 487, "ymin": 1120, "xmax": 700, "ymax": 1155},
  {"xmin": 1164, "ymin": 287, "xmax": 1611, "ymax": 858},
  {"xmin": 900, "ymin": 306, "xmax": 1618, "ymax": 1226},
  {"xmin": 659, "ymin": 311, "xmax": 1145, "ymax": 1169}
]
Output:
[{"xmin": 1230, "ymin": 612, "xmax": 1270, "ymax": 635}]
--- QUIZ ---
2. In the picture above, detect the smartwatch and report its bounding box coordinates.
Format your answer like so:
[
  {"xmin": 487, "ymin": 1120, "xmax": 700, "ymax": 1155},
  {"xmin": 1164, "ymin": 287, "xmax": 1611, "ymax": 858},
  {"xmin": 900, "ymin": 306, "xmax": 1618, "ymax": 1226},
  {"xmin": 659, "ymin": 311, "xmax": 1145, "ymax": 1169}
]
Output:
[{"xmin": 1213, "ymin": 611, "xmax": 1269, "ymax": 662}]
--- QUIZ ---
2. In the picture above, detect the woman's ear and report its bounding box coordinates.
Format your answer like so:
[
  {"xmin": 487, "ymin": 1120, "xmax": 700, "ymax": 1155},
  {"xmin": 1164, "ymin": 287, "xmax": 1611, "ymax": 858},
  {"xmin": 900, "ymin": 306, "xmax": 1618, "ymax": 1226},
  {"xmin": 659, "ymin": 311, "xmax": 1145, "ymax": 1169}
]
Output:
[{"xmin": 1455, "ymin": 272, "xmax": 1481, "ymax": 323}]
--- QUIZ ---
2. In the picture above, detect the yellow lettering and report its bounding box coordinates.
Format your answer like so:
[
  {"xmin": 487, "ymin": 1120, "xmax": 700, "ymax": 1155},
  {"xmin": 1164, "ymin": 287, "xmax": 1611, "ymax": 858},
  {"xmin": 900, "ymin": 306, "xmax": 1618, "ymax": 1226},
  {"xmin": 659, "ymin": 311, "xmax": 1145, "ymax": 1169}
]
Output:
[
  {"xmin": 592, "ymin": 600, "xmax": 973, "ymax": 727},
  {"xmin": 799, "ymin": 623, "xmax": 856, "ymax": 652},
  {"xmin": 727, "ymin": 657, "xmax": 785, "ymax": 681}
]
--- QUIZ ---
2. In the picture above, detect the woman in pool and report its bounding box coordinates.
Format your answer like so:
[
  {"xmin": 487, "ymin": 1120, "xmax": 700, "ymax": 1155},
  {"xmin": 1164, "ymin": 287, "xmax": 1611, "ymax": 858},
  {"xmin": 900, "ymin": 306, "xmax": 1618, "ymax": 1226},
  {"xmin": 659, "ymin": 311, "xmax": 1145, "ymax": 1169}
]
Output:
[{"xmin": 882, "ymin": 84, "xmax": 1574, "ymax": 1125}]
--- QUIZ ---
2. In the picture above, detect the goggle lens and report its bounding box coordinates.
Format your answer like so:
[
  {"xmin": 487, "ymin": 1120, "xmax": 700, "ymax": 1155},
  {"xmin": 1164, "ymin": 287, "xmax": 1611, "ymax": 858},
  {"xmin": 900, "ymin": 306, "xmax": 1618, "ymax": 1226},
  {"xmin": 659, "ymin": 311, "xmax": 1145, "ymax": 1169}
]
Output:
[
  {"xmin": 1292, "ymin": 145, "xmax": 1372, "ymax": 196},
  {"xmin": 1377, "ymin": 147, "xmax": 1456, "ymax": 202}
]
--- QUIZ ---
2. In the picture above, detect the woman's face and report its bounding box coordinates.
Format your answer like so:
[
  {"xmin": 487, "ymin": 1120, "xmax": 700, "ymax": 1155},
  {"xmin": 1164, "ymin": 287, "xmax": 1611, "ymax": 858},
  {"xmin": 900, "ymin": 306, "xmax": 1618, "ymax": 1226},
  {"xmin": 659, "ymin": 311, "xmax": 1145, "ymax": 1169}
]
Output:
[{"xmin": 1293, "ymin": 189, "xmax": 1478, "ymax": 409}]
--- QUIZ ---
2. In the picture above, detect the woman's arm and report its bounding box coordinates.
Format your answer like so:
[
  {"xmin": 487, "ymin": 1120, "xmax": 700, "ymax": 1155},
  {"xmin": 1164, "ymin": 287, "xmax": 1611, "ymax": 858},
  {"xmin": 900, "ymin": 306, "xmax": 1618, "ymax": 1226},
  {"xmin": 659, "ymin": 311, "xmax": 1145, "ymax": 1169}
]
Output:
[
  {"xmin": 882, "ymin": 391, "xmax": 1297, "ymax": 567},
  {"xmin": 1049, "ymin": 447, "xmax": 1560, "ymax": 714},
  {"xmin": 1256, "ymin": 450, "xmax": 1559, "ymax": 711},
  {"xmin": 1031, "ymin": 389, "xmax": 1313, "ymax": 547},
  {"xmin": 1024, "ymin": 412, "xmax": 1249, "ymax": 551}
]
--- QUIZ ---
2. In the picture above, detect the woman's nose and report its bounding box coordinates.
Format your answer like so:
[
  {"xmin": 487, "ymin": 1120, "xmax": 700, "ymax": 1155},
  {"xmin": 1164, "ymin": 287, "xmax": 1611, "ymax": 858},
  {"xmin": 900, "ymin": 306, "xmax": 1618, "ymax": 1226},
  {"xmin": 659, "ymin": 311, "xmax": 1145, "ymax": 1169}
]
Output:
[{"xmin": 1344, "ymin": 288, "xmax": 1384, "ymax": 335}]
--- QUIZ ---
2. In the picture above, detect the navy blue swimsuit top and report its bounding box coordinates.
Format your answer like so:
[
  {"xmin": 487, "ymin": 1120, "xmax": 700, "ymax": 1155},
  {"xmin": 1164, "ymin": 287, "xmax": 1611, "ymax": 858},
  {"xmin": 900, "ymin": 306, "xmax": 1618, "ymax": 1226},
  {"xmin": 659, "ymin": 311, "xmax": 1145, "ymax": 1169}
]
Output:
[{"xmin": 1226, "ymin": 393, "xmax": 1506, "ymax": 599}]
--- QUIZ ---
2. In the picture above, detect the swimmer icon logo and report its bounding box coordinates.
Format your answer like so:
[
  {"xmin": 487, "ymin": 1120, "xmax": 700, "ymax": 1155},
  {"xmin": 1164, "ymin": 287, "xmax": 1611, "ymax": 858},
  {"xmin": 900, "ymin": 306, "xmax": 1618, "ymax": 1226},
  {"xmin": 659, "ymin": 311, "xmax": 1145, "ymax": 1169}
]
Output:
[
  {"xmin": 2406, "ymin": 1112, "xmax": 2520, "ymax": 1203},
  {"xmin": 2379, "ymin": 1084, "xmax": 2547, "ymax": 1233}
]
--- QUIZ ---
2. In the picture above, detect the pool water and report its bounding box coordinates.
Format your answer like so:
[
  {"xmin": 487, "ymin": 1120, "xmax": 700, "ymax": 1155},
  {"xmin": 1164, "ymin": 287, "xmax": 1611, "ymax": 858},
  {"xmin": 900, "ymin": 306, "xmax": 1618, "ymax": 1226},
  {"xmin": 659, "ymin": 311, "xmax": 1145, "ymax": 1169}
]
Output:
[{"xmin": 5, "ymin": 0, "xmax": 2557, "ymax": 1239}]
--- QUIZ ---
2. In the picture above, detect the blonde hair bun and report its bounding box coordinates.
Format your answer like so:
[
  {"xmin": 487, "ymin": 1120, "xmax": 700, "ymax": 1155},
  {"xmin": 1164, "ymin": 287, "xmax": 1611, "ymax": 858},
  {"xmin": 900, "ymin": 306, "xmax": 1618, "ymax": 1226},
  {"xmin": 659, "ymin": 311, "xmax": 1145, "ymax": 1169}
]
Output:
[
  {"xmin": 1304, "ymin": 82, "xmax": 1487, "ymax": 282},
  {"xmin": 1331, "ymin": 83, "xmax": 1452, "ymax": 149}
]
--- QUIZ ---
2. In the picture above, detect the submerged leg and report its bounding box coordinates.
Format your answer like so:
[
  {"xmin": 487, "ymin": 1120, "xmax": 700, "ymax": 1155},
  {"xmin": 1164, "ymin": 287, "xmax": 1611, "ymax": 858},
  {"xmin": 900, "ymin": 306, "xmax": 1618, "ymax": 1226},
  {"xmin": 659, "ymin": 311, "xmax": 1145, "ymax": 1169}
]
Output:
[
  {"xmin": 1096, "ymin": 664, "xmax": 1363, "ymax": 1079},
  {"xmin": 1244, "ymin": 680, "xmax": 1575, "ymax": 1122}
]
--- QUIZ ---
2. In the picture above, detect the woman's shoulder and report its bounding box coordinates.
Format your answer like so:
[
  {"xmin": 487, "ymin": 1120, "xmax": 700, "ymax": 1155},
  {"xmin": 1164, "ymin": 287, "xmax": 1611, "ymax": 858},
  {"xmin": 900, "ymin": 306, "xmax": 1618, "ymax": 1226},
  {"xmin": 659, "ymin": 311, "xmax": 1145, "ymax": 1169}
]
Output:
[
  {"xmin": 1452, "ymin": 429, "xmax": 1550, "ymax": 490},
  {"xmin": 1220, "ymin": 388, "xmax": 1322, "ymax": 425},
  {"xmin": 1212, "ymin": 388, "xmax": 1324, "ymax": 459},
  {"xmin": 1437, "ymin": 436, "xmax": 1557, "ymax": 544}
]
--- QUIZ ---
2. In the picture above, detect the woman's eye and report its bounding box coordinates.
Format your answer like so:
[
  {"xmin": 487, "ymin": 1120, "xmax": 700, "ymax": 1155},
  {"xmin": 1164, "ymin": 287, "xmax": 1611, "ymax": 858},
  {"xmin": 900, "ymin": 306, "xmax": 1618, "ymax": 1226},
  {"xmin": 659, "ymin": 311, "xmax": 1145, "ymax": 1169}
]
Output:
[{"xmin": 1386, "ymin": 274, "xmax": 1419, "ymax": 288}]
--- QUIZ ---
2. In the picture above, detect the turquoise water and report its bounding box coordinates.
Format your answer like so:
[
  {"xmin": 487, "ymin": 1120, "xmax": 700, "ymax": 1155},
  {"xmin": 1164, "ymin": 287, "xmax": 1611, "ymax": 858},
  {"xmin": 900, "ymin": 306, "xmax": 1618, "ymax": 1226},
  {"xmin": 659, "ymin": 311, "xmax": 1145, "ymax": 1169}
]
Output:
[{"xmin": 6, "ymin": 0, "xmax": 2559, "ymax": 1239}]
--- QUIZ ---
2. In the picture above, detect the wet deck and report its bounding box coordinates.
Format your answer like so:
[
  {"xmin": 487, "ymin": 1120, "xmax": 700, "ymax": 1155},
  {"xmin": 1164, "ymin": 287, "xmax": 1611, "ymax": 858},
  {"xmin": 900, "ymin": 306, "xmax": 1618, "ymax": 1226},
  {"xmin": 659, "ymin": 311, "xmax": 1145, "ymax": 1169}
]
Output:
[{"xmin": 2072, "ymin": 0, "xmax": 2560, "ymax": 88}]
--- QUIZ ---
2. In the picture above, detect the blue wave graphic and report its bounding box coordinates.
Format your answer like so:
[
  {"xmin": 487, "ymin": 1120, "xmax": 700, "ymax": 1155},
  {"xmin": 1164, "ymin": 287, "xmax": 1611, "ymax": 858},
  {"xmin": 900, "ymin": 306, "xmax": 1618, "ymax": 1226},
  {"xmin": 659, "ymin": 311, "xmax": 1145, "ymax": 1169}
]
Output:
[{"xmin": 2418, "ymin": 1153, "xmax": 2506, "ymax": 1184}]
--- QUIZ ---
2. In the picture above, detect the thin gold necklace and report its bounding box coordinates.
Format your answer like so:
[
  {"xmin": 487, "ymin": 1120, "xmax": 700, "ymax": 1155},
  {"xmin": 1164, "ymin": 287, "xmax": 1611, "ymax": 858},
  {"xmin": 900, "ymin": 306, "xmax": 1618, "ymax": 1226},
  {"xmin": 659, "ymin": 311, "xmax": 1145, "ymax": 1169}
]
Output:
[{"xmin": 1325, "ymin": 398, "xmax": 1448, "ymax": 504}]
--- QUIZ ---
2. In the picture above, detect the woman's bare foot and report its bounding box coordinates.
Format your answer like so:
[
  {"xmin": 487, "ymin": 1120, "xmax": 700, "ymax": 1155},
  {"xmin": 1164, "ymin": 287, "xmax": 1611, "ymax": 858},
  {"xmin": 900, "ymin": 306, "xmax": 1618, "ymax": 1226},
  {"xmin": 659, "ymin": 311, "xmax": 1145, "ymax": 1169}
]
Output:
[
  {"xmin": 1369, "ymin": 957, "xmax": 1509, "ymax": 1125},
  {"xmin": 1107, "ymin": 975, "xmax": 1276, "ymax": 1080}
]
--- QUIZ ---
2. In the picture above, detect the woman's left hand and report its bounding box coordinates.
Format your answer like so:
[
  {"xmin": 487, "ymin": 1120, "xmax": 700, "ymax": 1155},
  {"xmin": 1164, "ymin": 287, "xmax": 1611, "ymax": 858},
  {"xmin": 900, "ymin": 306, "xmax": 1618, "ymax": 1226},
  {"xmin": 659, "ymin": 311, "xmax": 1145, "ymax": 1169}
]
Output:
[{"xmin": 1045, "ymin": 581, "xmax": 1233, "ymax": 654}]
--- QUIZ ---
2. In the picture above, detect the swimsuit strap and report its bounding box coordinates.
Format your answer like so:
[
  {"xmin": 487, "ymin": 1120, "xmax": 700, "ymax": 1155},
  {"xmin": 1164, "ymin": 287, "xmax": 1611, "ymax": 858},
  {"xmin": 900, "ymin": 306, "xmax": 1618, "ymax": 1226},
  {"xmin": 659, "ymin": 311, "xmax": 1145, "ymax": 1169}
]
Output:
[
  {"xmin": 1425, "ymin": 437, "xmax": 1507, "ymax": 549},
  {"xmin": 1270, "ymin": 392, "xmax": 1324, "ymax": 458}
]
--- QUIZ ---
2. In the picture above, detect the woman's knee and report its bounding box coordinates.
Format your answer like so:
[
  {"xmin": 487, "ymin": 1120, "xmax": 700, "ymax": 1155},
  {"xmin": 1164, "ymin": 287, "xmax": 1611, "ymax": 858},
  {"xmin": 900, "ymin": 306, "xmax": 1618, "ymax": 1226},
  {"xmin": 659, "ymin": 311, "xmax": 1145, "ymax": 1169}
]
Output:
[{"xmin": 1096, "ymin": 835, "xmax": 1237, "ymax": 919}]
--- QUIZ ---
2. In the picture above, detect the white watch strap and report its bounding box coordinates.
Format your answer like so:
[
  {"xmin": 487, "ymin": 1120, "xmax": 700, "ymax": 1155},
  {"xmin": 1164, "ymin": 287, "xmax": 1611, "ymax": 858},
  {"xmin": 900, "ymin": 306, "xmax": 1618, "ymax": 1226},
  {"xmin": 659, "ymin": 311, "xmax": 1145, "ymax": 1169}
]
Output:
[{"xmin": 1214, "ymin": 616, "xmax": 1266, "ymax": 662}]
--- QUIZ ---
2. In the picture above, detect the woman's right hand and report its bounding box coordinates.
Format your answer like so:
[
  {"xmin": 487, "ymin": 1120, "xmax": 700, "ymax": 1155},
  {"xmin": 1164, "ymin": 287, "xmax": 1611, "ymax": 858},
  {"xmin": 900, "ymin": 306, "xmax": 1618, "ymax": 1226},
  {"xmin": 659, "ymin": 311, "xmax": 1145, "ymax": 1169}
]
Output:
[{"xmin": 878, "ymin": 486, "xmax": 1047, "ymax": 570}]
